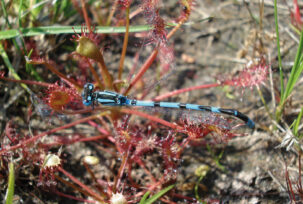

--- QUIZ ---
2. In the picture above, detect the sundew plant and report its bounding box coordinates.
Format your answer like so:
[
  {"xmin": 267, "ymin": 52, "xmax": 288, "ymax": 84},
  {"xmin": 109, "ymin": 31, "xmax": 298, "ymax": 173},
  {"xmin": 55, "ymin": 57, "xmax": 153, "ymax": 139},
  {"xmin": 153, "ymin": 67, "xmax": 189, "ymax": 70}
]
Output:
[{"xmin": 1, "ymin": 0, "xmax": 303, "ymax": 203}]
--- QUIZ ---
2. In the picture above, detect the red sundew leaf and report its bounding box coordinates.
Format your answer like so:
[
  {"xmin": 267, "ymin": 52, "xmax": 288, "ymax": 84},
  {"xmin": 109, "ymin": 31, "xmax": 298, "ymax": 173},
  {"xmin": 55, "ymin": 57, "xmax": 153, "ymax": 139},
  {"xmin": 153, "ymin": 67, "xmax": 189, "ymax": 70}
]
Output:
[
  {"xmin": 179, "ymin": 0, "xmax": 194, "ymax": 19},
  {"xmin": 221, "ymin": 59, "xmax": 269, "ymax": 90},
  {"xmin": 178, "ymin": 113, "xmax": 242, "ymax": 144},
  {"xmin": 150, "ymin": 10, "xmax": 167, "ymax": 43},
  {"xmin": 38, "ymin": 154, "xmax": 60, "ymax": 187},
  {"xmin": 118, "ymin": 0, "xmax": 132, "ymax": 8},
  {"xmin": 140, "ymin": 1, "xmax": 167, "ymax": 44},
  {"xmin": 292, "ymin": 0, "xmax": 302, "ymax": 27},
  {"xmin": 44, "ymin": 83, "xmax": 81, "ymax": 111},
  {"xmin": 158, "ymin": 43, "xmax": 175, "ymax": 72},
  {"xmin": 71, "ymin": 24, "xmax": 99, "ymax": 45},
  {"xmin": 0, "ymin": 71, "xmax": 5, "ymax": 77},
  {"xmin": 132, "ymin": 135, "xmax": 157, "ymax": 160},
  {"xmin": 48, "ymin": 91, "xmax": 71, "ymax": 110}
]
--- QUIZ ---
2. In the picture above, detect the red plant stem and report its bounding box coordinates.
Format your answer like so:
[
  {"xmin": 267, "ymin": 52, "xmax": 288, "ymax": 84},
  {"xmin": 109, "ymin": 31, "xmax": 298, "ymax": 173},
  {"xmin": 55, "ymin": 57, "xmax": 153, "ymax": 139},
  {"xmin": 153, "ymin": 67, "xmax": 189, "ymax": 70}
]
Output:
[
  {"xmin": 285, "ymin": 167, "xmax": 296, "ymax": 201},
  {"xmin": 153, "ymin": 83, "xmax": 221, "ymax": 101},
  {"xmin": 86, "ymin": 58, "xmax": 104, "ymax": 90},
  {"xmin": 120, "ymin": 108, "xmax": 182, "ymax": 130},
  {"xmin": 80, "ymin": 0, "xmax": 92, "ymax": 32},
  {"xmin": 97, "ymin": 58, "xmax": 114, "ymax": 90},
  {"xmin": 127, "ymin": 52, "xmax": 140, "ymax": 82},
  {"xmin": 171, "ymin": 193, "xmax": 197, "ymax": 202},
  {"xmin": 58, "ymin": 167, "xmax": 104, "ymax": 201},
  {"xmin": 44, "ymin": 135, "xmax": 109, "ymax": 147},
  {"xmin": 123, "ymin": 48, "xmax": 159, "ymax": 95},
  {"xmin": 78, "ymin": 135, "xmax": 109, "ymax": 142},
  {"xmin": 54, "ymin": 174, "xmax": 93, "ymax": 198},
  {"xmin": 0, "ymin": 77, "xmax": 51, "ymax": 87},
  {"xmin": 87, "ymin": 121, "xmax": 110, "ymax": 135},
  {"xmin": 127, "ymin": 164, "xmax": 141, "ymax": 189},
  {"xmin": 136, "ymin": 158, "xmax": 157, "ymax": 183},
  {"xmin": 43, "ymin": 62, "xmax": 82, "ymax": 89},
  {"xmin": 166, "ymin": 6, "xmax": 191, "ymax": 40},
  {"xmin": 160, "ymin": 198, "xmax": 176, "ymax": 204},
  {"xmin": 113, "ymin": 147, "xmax": 130, "ymax": 193},
  {"xmin": 29, "ymin": 60, "xmax": 82, "ymax": 89},
  {"xmin": 83, "ymin": 162, "xmax": 108, "ymax": 197},
  {"xmin": 54, "ymin": 190, "xmax": 98, "ymax": 203},
  {"xmin": 0, "ymin": 115, "xmax": 98, "ymax": 155},
  {"xmin": 130, "ymin": 6, "xmax": 143, "ymax": 19},
  {"xmin": 298, "ymin": 151, "xmax": 302, "ymax": 192},
  {"xmin": 118, "ymin": 7, "xmax": 130, "ymax": 81},
  {"xmin": 123, "ymin": 7, "xmax": 191, "ymax": 95},
  {"xmin": 293, "ymin": 0, "xmax": 302, "ymax": 24}
]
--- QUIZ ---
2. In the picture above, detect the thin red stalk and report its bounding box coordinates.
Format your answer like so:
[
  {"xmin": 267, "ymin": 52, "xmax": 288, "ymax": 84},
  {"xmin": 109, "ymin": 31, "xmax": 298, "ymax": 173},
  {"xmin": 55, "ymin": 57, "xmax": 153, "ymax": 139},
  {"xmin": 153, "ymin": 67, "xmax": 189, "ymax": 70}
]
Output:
[
  {"xmin": 166, "ymin": 7, "xmax": 190, "ymax": 40},
  {"xmin": 78, "ymin": 135, "xmax": 109, "ymax": 142},
  {"xmin": 87, "ymin": 121, "xmax": 110, "ymax": 135},
  {"xmin": 297, "ymin": 151, "xmax": 302, "ymax": 194},
  {"xmin": 44, "ymin": 135, "xmax": 109, "ymax": 147},
  {"xmin": 59, "ymin": 107, "xmax": 111, "ymax": 115},
  {"xmin": 123, "ymin": 48, "xmax": 159, "ymax": 95},
  {"xmin": 136, "ymin": 158, "xmax": 157, "ymax": 183},
  {"xmin": 54, "ymin": 174, "xmax": 102, "ymax": 201},
  {"xmin": 42, "ymin": 61, "xmax": 82, "ymax": 89},
  {"xmin": 96, "ymin": 57, "xmax": 114, "ymax": 90},
  {"xmin": 113, "ymin": 146, "xmax": 130, "ymax": 193},
  {"xmin": 120, "ymin": 108, "xmax": 182, "ymax": 130},
  {"xmin": 127, "ymin": 164, "xmax": 141, "ymax": 189},
  {"xmin": 146, "ymin": 179, "xmax": 166, "ymax": 192},
  {"xmin": 58, "ymin": 167, "xmax": 104, "ymax": 201},
  {"xmin": 286, "ymin": 167, "xmax": 296, "ymax": 202},
  {"xmin": 0, "ymin": 77, "xmax": 51, "ymax": 87},
  {"xmin": 80, "ymin": 0, "xmax": 92, "ymax": 32},
  {"xmin": 83, "ymin": 161, "xmax": 98, "ymax": 182},
  {"xmin": 123, "ymin": 6, "xmax": 191, "ymax": 95},
  {"xmin": 0, "ymin": 115, "xmax": 98, "ymax": 155},
  {"xmin": 171, "ymin": 193, "xmax": 196, "ymax": 202},
  {"xmin": 94, "ymin": 142, "xmax": 117, "ymax": 157},
  {"xmin": 132, "ymin": 190, "xmax": 148, "ymax": 200},
  {"xmin": 127, "ymin": 52, "xmax": 140, "ymax": 81},
  {"xmin": 83, "ymin": 162, "xmax": 107, "ymax": 197},
  {"xmin": 86, "ymin": 58, "xmax": 104, "ymax": 90},
  {"xmin": 160, "ymin": 198, "xmax": 176, "ymax": 204},
  {"xmin": 130, "ymin": 6, "xmax": 143, "ymax": 19},
  {"xmin": 153, "ymin": 83, "xmax": 221, "ymax": 101},
  {"xmin": 177, "ymin": 138, "xmax": 190, "ymax": 157},
  {"xmin": 118, "ymin": 7, "xmax": 130, "ymax": 80},
  {"xmin": 54, "ymin": 190, "xmax": 98, "ymax": 203}
]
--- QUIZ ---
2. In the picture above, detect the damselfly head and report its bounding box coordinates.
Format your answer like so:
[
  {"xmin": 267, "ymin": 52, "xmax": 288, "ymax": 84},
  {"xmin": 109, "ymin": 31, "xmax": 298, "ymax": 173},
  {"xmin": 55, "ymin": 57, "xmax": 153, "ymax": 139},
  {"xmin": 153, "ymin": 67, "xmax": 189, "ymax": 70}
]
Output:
[{"xmin": 82, "ymin": 83, "xmax": 95, "ymax": 106}]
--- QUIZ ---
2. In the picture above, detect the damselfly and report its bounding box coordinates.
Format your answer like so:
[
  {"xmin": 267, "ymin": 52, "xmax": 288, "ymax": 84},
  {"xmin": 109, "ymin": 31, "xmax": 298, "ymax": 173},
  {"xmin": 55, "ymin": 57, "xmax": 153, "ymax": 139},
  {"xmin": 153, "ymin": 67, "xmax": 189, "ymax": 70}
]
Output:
[{"xmin": 82, "ymin": 83, "xmax": 255, "ymax": 129}]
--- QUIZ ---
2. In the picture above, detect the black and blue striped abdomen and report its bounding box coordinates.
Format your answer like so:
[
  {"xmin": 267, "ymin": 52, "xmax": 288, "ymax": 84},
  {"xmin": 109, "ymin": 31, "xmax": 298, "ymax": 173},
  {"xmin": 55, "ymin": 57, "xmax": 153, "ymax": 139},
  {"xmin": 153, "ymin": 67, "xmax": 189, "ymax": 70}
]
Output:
[{"xmin": 126, "ymin": 99, "xmax": 255, "ymax": 129}]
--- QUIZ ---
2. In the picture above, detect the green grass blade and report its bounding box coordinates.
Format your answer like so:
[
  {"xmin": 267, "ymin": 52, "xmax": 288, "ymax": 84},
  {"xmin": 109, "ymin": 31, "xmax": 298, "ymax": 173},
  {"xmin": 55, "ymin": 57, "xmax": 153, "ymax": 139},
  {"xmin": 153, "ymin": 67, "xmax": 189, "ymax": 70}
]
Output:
[
  {"xmin": 0, "ymin": 42, "xmax": 31, "ymax": 93},
  {"xmin": 0, "ymin": 18, "xmax": 210, "ymax": 40},
  {"xmin": 139, "ymin": 191, "xmax": 151, "ymax": 204},
  {"xmin": 21, "ymin": 0, "xmax": 49, "ymax": 19},
  {"xmin": 293, "ymin": 106, "xmax": 303, "ymax": 137},
  {"xmin": 18, "ymin": 0, "xmax": 23, "ymax": 27},
  {"xmin": 17, "ymin": 0, "xmax": 42, "ymax": 81},
  {"xmin": 276, "ymin": 16, "xmax": 303, "ymax": 122},
  {"xmin": 140, "ymin": 184, "xmax": 175, "ymax": 204},
  {"xmin": 0, "ymin": 25, "xmax": 154, "ymax": 40},
  {"xmin": 282, "ymin": 29, "xmax": 303, "ymax": 103},
  {"xmin": 274, "ymin": 0, "xmax": 284, "ymax": 97},
  {"xmin": 1, "ymin": 0, "xmax": 12, "ymax": 28},
  {"xmin": 5, "ymin": 162, "xmax": 15, "ymax": 204}
]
